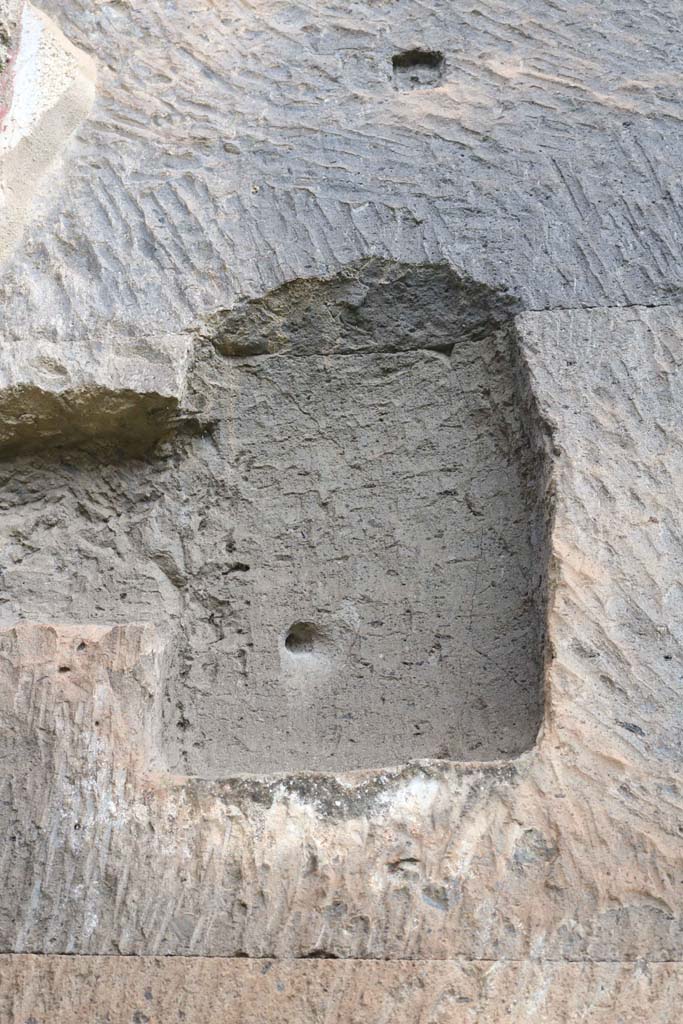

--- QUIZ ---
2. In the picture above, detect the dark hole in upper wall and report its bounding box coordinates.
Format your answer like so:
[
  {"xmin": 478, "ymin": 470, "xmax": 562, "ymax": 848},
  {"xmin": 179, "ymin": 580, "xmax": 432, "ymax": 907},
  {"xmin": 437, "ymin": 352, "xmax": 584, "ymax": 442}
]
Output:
[{"xmin": 392, "ymin": 49, "xmax": 444, "ymax": 89}]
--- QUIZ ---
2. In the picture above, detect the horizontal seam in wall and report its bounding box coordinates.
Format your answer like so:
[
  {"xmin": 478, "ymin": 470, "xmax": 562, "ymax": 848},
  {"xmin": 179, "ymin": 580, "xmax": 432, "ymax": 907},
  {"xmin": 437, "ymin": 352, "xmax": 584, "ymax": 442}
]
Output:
[
  {"xmin": 521, "ymin": 299, "xmax": 683, "ymax": 315},
  {"xmin": 1, "ymin": 953, "xmax": 682, "ymax": 964}
]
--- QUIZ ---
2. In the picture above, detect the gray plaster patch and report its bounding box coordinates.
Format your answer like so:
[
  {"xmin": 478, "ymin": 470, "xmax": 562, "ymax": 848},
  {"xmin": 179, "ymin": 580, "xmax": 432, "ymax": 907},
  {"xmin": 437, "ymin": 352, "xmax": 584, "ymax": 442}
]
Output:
[{"xmin": 0, "ymin": 261, "xmax": 550, "ymax": 774}]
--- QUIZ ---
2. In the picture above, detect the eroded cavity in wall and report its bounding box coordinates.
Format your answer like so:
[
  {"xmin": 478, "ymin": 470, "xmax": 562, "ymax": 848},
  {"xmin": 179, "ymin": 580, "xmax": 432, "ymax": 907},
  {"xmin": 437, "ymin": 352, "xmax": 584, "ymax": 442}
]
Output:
[{"xmin": 0, "ymin": 259, "xmax": 553, "ymax": 775}]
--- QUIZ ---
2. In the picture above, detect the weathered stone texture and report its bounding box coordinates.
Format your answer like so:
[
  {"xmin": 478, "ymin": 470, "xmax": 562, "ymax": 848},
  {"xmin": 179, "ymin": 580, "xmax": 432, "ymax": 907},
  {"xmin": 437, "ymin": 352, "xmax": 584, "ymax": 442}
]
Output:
[
  {"xmin": 0, "ymin": 304, "xmax": 680, "ymax": 964},
  {"xmin": 1, "ymin": 957, "xmax": 680, "ymax": 1024},
  {"xmin": 0, "ymin": 2, "xmax": 94, "ymax": 264},
  {"xmin": 0, "ymin": 0, "xmax": 682, "ymax": 1018},
  {"xmin": 0, "ymin": 261, "xmax": 549, "ymax": 774},
  {"xmin": 0, "ymin": 0, "xmax": 21, "ymax": 74},
  {"xmin": 0, "ymin": 0, "xmax": 681, "ymax": 410},
  {"xmin": 0, "ymin": 331, "xmax": 191, "ymax": 456}
]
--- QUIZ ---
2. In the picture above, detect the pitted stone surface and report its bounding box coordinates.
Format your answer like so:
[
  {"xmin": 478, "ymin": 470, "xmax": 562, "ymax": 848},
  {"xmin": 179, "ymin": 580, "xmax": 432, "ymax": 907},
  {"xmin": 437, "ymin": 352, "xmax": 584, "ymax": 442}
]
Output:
[
  {"xmin": 0, "ymin": 262, "xmax": 549, "ymax": 773},
  {"xmin": 0, "ymin": 305, "xmax": 681, "ymax": 963},
  {"xmin": 0, "ymin": 0, "xmax": 682, "ymax": 1017},
  {"xmin": 0, "ymin": 0, "xmax": 681, "ymax": 411},
  {"xmin": 0, "ymin": 3, "xmax": 95, "ymax": 266},
  {"xmin": 0, "ymin": 0, "xmax": 21, "ymax": 76},
  {"xmin": 1, "ymin": 957, "xmax": 680, "ymax": 1024}
]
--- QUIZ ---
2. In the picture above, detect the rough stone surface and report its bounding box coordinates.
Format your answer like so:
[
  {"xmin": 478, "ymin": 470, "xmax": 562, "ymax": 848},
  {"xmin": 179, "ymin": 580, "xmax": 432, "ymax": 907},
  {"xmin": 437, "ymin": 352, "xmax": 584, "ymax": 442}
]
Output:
[
  {"xmin": 0, "ymin": 304, "xmax": 681, "ymax": 964},
  {"xmin": 0, "ymin": 0, "xmax": 682, "ymax": 1018},
  {"xmin": 0, "ymin": 0, "xmax": 682, "ymax": 408},
  {"xmin": 0, "ymin": 329, "xmax": 192, "ymax": 455},
  {"xmin": 0, "ymin": 260, "xmax": 549, "ymax": 773},
  {"xmin": 1, "ymin": 957, "xmax": 681, "ymax": 1023},
  {"xmin": 0, "ymin": 0, "xmax": 22, "ymax": 135},
  {"xmin": 0, "ymin": 2, "xmax": 95, "ymax": 264},
  {"xmin": 0, "ymin": 0, "xmax": 21, "ymax": 77}
]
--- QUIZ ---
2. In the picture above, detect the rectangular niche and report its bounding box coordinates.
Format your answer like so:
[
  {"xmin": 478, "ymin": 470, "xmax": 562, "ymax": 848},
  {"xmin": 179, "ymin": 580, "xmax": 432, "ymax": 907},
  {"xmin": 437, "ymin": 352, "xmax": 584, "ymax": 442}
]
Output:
[
  {"xmin": 170, "ymin": 259, "xmax": 552, "ymax": 774},
  {"xmin": 0, "ymin": 260, "xmax": 551, "ymax": 776}
]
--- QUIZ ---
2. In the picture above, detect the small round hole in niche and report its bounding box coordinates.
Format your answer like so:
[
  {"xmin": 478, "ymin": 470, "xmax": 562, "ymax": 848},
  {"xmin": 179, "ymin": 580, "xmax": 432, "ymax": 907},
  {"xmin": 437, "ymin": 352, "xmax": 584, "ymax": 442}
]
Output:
[{"xmin": 285, "ymin": 621, "xmax": 324, "ymax": 656}]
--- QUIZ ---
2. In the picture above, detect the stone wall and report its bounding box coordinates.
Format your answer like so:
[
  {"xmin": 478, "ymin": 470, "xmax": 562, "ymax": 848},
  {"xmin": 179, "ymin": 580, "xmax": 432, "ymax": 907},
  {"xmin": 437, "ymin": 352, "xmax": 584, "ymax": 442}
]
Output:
[{"xmin": 0, "ymin": 1, "xmax": 681, "ymax": 1021}]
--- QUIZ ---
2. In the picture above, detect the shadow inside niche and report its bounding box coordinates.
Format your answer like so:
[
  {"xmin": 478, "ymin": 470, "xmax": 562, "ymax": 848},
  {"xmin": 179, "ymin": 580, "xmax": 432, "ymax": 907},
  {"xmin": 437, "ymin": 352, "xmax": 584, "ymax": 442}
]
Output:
[
  {"xmin": 181, "ymin": 258, "xmax": 553, "ymax": 774},
  {"xmin": 392, "ymin": 49, "xmax": 445, "ymax": 89}
]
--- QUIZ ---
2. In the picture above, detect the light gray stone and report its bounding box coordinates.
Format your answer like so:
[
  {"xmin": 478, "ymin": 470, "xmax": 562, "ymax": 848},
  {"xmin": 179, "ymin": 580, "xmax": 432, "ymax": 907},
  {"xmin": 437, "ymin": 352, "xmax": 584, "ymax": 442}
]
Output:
[
  {"xmin": 0, "ymin": 304, "xmax": 681, "ymax": 963},
  {"xmin": 0, "ymin": 0, "xmax": 682, "ymax": 1017},
  {"xmin": 0, "ymin": 3, "xmax": 95, "ymax": 267},
  {"xmin": 0, "ymin": 0, "xmax": 21, "ymax": 75},
  {"xmin": 1, "ymin": 956, "xmax": 681, "ymax": 1023},
  {"xmin": 0, "ymin": 0, "xmax": 681, "ymax": 394},
  {"xmin": 0, "ymin": 328, "xmax": 192, "ymax": 454},
  {"xmin": 0, "ymin": 261, "xmax": 549, "ymax": 773}
]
